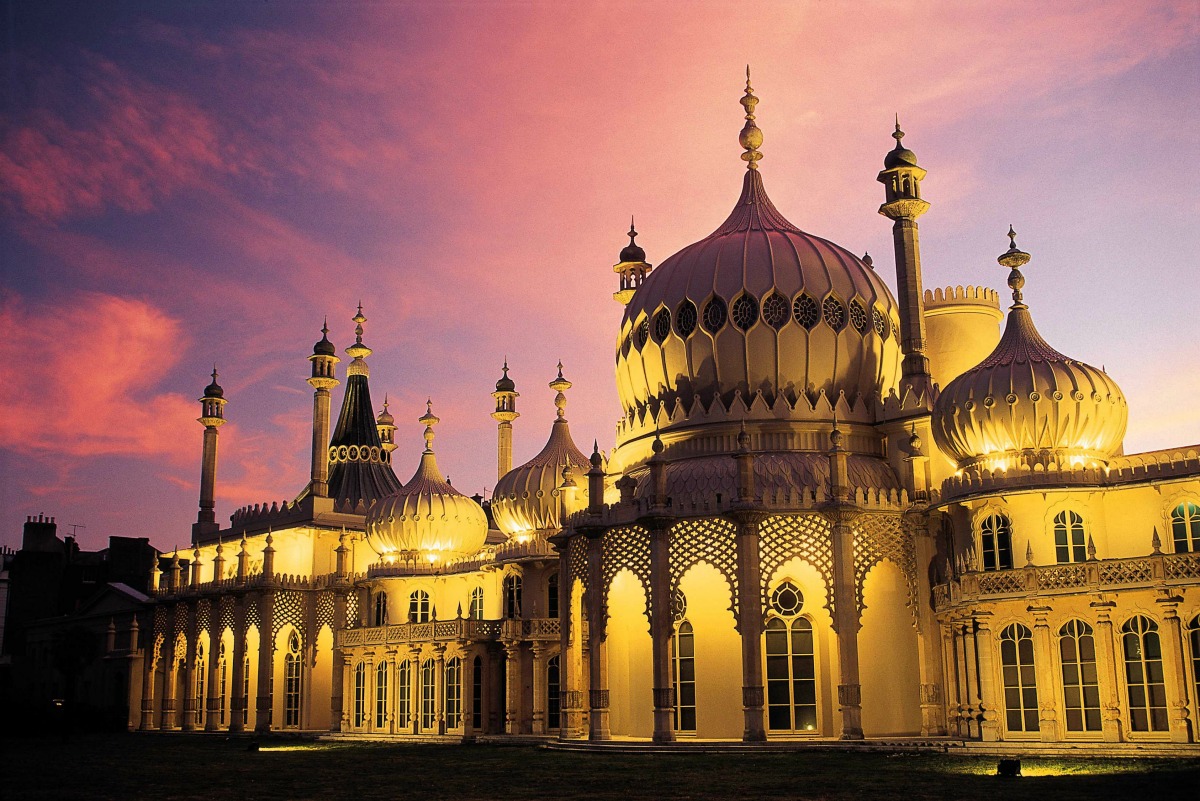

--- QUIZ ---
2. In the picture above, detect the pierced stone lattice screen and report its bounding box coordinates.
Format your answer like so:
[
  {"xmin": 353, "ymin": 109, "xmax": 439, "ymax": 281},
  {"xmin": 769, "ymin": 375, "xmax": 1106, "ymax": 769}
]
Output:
[
  {"xmin": 1099, "ymin": 559, "xmax": 1153, "ymax": 585},
  {"xmin": 668, "ymin": 518, "xmax": 738, "ymax": 623},
  {"xmin": 244, "ymin": 596, "xmax": 261, "ymax": 632},
  {"xmin": 977, "ymin": 571, "xmax": 1025, "ymax": 595},
  {"xmin": 218, "ymin": 597, "xmax": 235, "ymax": 635},
  {"xmin": 196, "ymin": 599, "xmax": 212, "ymax": 635},
  {"xmin": 1166, "ymin": 554, "xmax": 1200, "ymax": 580},
  {"xmin": 345, "ymin": 590, "xmax": 360, "ymax": 630},
  {"xmin": 758, "ymin": 515, "xmax": 834, "ymax": 617},
  {"xmin": 601, "ymin": 526, "xmax": 652, "ymax": 628},
  {"xmin": 568, "ymin": 535, "xmax": 589, "ymax": 592},
  {"xmin": 1038, "ymin": 564, "xmax": 1089, "ymax": 590},
  {"xmin": 316, "ymin": 592, "xmax": 335, "ymax": 630},
  {"xmin": 153, "ymin": 606, "xmax": 169, "ymax": 639},
  {"xmin": 272, "ymin": 590, "xmax": 306, "ymax": 640},
  {"xmin": 172, "ymin": 603, "xmax": 189, "ymax": 637},
  {"xmin": 852, "ymin": 514, "xmax": 917, "ymax": 624}
]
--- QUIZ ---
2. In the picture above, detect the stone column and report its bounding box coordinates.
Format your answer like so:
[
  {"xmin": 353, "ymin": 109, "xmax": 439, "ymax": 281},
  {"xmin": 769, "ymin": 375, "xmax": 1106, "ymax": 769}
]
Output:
[
  {"xmin": 939, "ymin": 621, "xmax": 961, "ymax": 738},
  {"xmin": 828, "ymin": 508, "xmax": 863, "ymax": 739},
  {"xmin": 907, "ymin": 513, "xmax": 947, "ymax": 736},
  {"xmin": 585, "ymin": 529, "xmax": 611, "ymax": 740},
  {"xmin": 161, "ymin": 646, "xmax": 178, "ymax": 730},
  {"xmin": 205, "ymin": 622, "xmax": 222, "ymax": 731},
  {"xmin": 330, "ymin": 589, "xmax": 348, "ymax": 731},
  {"xmin": 229, "ymin": 602, "xmax": 247, "ymax": 733},
  {"xmin": 733, "ymin": 511, "xmax": 766, "ymax": 742},
  {"xmin": 181, "ymin": 627, "xmax": 198, "ymax": 732},
  {"xmin": 140, "ymin": 635, "xmax": 158, "ymax": 730},
  {"xmin": 1158, "ymin": 599, "xmax": 1194, "ymax": 743},
  {"xmin": 460, "ymin": 645, "xmax": 476, "ymax": 742},
  {"xmin": 409, "ymin": 648, "xmax": 422, "ymax": 734},
  {"xmin": 255, "ymin": 592, "xmax": 275, "ymax": 733},
  {"xmin": 959, "ymin": 620, "xmax": 980, "ymax": 738},
  {"xmin": 973, "ymin": 614, "xmax": 1001, "ymax": 741},
  {"xmin": 531, "ymin": 643, "xmax": 549, "ymax": 735},
  {"xmin": 341, "ymin": 654, "xmax": 355, "ymax": 730},
  {"xmin": 1092, "ymin": 602, "xmax": 1124, "ymax": 742},
  {"xmin": 1030, "ymin": 608, "xmax": 1060, "ymax": 741},
  {"xmin": 435, "ymin": 644, "xmax": 447, "ymax": 736},
  {"xmin": 556, "ymin": 541, "xmax": 580, "ymax": 739},
  {"xmin": 503, "ymin": 640, "xmax": 521, "ymax": 734},
  {"xmin": 645, "ymin": 521, "xmax": 676, "ymax": 744}
]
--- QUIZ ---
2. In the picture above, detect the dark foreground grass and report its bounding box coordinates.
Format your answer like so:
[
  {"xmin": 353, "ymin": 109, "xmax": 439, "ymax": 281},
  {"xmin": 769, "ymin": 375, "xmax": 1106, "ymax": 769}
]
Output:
[{"xmin": 5, "ymin": 733, "xmax": 1197, "ymax": 801}]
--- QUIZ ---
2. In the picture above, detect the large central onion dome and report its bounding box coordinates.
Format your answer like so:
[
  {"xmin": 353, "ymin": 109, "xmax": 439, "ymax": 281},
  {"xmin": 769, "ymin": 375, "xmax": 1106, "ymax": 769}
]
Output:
[
  {"xmin": 932, "ymin": 231, "xmax": 1127, "ymax": 471},
  {"xmin": 615, "ymin": 75, "xmax": 902, "ymax": 441},
  {"xmin": 491, "ymin": 365, "xmax": 590, "ymax": 538},
  {"xmin": 365, "ymin": 402, "xmax": 488, "ymax": 564}
]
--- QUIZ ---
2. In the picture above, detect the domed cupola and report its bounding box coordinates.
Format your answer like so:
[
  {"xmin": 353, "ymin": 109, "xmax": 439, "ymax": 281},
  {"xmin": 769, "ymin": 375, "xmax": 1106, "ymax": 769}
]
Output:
[
  {"xmin": 614, "ymin": 71, "xmax": 903, "ymax": 446},
  {"xmin": 932, "ymin": 230, "xmax": 1128, "ymax": 471},
  {"xmin": 491, "ymin": 364, "xmax": 591, "ymax": 539},
  {"xmin": 365, "ymin": 401, "xmax": 488, "ymax": 564}
]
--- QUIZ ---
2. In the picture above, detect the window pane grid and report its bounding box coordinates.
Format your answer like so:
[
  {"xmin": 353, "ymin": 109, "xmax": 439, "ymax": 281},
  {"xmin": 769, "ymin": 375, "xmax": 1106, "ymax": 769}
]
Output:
[
  {"xmin": 1000, "ymin": 624, "xmax": 1039, "ymax": 733},
  {"xmin": 1122, "ymin": 616, "xmax": 1168, "ymax": 732}
]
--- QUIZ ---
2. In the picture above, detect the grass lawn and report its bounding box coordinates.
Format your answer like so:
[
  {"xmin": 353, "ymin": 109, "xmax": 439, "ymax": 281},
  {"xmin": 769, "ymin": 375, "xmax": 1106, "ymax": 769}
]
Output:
[{"xmin": 5, "ymin": 733, "xmax": 1197, "ymax": 801}]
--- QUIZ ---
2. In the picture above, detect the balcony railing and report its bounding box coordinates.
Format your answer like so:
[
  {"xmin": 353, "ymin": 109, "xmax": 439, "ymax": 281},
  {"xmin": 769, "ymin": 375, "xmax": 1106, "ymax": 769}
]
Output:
[{"xmin": 337, "ymin": 617, "xmax": 561, "ymax": 648}]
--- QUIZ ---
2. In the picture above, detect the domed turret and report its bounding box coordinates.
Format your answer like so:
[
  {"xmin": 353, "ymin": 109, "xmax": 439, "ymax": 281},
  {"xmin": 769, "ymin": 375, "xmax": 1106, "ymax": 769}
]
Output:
[
  {"xmin": 491, "ymin": 364, "xmax": 590, "ymax": 538},
  {"xmin": 614, "ymin": 72, "xmax": 903, "ymax": 445},
  {"xmin": 932, "ymin": 230, "xmax": 1128, "ymax": 471},
  {"xmin": 365, "ymin": 401, "xmax": 488, "ymax": 564},
  {"xmin": 313, "ymin": 318, "xmax": 336, "ymax": 356},
  {"xmin": 614, "ymin": 219, "xmax": 653, "ymax": 306}
]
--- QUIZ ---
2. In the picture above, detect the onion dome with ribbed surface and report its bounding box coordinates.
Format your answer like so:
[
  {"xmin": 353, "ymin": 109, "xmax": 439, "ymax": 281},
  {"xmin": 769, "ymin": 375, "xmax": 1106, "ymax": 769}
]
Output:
[
  {"xmin": 491, "ymin": 364, "xmax": 590, "ymax": 537},
  {"xmin": 932, "ymin": 230, "xmax": 1127, "ymax": 471},
  {"xmin": 365, "ymin": 402, "xmax": 488, "ymax": 563},
  {"xmin": 614, "ymin": 74, "xmax": 902, "ymax": 444}
]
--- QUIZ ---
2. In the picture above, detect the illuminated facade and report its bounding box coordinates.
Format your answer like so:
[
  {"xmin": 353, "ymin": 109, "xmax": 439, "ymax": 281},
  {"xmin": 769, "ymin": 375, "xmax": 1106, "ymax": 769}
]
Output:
[{"xmin": 140, "ymin": 77, "xmax": 1200, "ymax": 747}]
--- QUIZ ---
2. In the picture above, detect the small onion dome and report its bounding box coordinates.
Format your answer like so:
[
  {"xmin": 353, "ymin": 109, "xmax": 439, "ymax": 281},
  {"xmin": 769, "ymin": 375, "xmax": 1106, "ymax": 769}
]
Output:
[
  {"xmin": 495, "ymin": 361, "xmax": 516, "ymax": 393},
  {"xmin": 619, "ymin": 221, "xmax": 646, "ymax": 263},
  {"xmin": 313, "ymin": 318, "xmax": 335, "ymax": 356},
  {"xmin": 376, "ymin": 399, "xmax": 394, "ymax": 426},
  {"xmin": 932, "ymin": 230, "xmax": 1127, "ymax": 471},
  {"xmin": 364, "ymin": 403, "xmax": 488, "ymax": 564},
  {"xmin": 203, "ymin": 367, "xmax": 224, "ymax": 399},
  {"xmin": 883, "ymin": 118, "xmax": 919, "ymax": 169}
]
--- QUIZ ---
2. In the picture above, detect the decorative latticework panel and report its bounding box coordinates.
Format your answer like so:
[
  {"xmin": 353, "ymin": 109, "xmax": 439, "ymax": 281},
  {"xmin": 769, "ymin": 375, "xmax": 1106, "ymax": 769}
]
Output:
[
  {"xmin": 852, "ymin": 514, "xmax": 917, "ymax": 623},
  {"xmin": 272, "ymin": 590, "xmax": 306, "ymax": 640},
  {"xmin": 601, "ymin": 526, "xmax": 652, "ymax": 620},
  {"xmin": 758, "ymin": 515, "xmax": 834, "ymax": 617},
  {"xmin": 668, "ymin": 518, "xmax": 738, "ymax": 621},
  {"xmin": 172, "ymin": 603, "xmax": 189, "ymax": 635},
  {"xmin": 316, "ymin": 592, "xmax": 335, "ymax": 630},
  {"xmin": 1038, "ymin": 563, "xmax": 1089, "ymax": 590},
  {"xmin": 217, "ymin": 597, "xmax": 235, "ymax": 635},
  {"xmin": 244, "ymin": 596, "xmax": 261, "ymax": 631},
  {"xmin": 1166, "ymin": 553, "xmax": 1200, "ymax": 580},
  {"xmin": 1099, "ymin": 559, "xmax": 1153, "ymax": 585},
  {"xmin": 153, "ymin": 606, "xmax": 169, "ymax": 639},
  {"xmin": 345, "ymin": 589, "xmax": 360, "ymax": 630},
  {"xmin": 977, "ymin": 570, "xmax": 1025, "ymax": 595},
  {"xmin": 196, "ymin": 599, "xmax": 212, "ymax": 635},
  {"xmin": 568, "ymin": 535, "xmax": 589, "ymax": 592}
]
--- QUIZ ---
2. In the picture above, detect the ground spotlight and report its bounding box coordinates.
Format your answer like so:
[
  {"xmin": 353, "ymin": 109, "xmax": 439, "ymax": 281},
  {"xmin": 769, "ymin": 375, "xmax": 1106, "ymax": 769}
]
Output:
[{"xmin": 996, "ymin": 758, "xmax": 1021, "ymax": 778}]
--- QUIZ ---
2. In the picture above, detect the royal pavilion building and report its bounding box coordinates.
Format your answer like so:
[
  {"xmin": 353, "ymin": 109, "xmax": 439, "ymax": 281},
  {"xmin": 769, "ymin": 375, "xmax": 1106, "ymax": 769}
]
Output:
[{"xmin": 135, "ymin": 76, "xmax": 1200, "ymax": 749}]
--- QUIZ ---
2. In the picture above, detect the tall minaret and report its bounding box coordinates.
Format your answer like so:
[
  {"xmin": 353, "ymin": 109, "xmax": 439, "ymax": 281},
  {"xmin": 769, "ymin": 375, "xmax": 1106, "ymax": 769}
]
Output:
[
  {"xmin": 491, "ymin": 360, "xmax": 519, "ymax": 480},
  {"xmin": 377, "ymin": 397, "xmax": 397, "ymax": 456},
  {"xmin": 307, "ymin": 319, "xmax": 340, "ymax": 497},
  {"xmin": 613, "ymin": 218, "xmax": 652, "ymax": 305},
  {"xmin": 877, "ymin": 117, "xmax": 933, "ymax": 396},
  {"xmin": 193, "ymin": 367, "xmax": 227, "ymax": 541}
]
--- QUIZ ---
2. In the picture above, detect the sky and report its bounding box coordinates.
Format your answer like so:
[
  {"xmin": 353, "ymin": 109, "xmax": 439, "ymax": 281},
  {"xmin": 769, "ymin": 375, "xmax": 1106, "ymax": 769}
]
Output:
[{"xmin": 1, "ymin": 1, "xmax": 1197, "ymax": 552}]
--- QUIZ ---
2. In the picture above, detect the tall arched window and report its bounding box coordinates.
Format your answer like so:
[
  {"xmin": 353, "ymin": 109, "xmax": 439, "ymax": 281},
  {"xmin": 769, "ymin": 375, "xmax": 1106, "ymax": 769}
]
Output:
[
  {"xmin": 980, "ymin": 514, "xmax": 1014, "ymax": 571},
  {"xmin": 764, "ymin": 581, "xmax": 816, "ymax": 732},
  {"xmin": 1188, "ymin": 615, "xmax": 1200, "ymax": 720},
  {"xmin": 469, "ymin": 587, "xmax": 484, "ymax": 621},
  {"xmin": 397, "ymin": 660, "xmax": 411, "ymax": 730},
  {"xmin": 242, "ymin": 654, "xmax": 251, "ymax": 724},
  {"xmin": 374, "ymin": 592, "xmax": 388, "ymax": 626},
  {"xmin": 472, "ymin": 656, "xmax": 484, "ymax": 731},
  {"xmin": 1172, "ymin": 502, "xmax": 1200, "ymax": 552},
  {"xmin": 420, "ymin": 659, "xmax": 437, "ymax": 730},
  {"xmin": 409, "ymin": 590, "xmax": 431, "ymax": 623},
  {"xmin": 547, "ymin": 654, "xmax": 561, "ymax": 730},
  {"xmin": 547, "ymin": 574, "xmax": 559, "ymax": 620},
  {"xmin": 445, "ymin": 657, "xmax": 462, "ymax": 729},
  {"xmin": 1058, "ymin": 620, "xmax": 1101, "ymax": 732},
  {"xmin": 194, "ymin": 641, "xmax": 207, "ymax": 729},
  {"xmin": 1054, "ymin": 511, "xmax": 1087, "ymax": 564},
  {"xmin": 217, "ymin": 641, "xmax": 228, "ymax": 726},
  {"xmin": 504, "ymin": 575, "xmax": 523, "ymax": 619},
  {"xmin": 353, "ymin": 661, "xmax": 367, "ymax": 728},
  {"xmin": 671, "ymin": 621, "xmax": 696, "ymax": 732},
  {"xmin": 284, "ymin": 631, "xmax": 302, "ymax": 728},
  {"xmin": 1122, "ymin": 616, "xmax": 1167, "ymax": 732},
  {"xmin": 374, "ymin": 661, "xmax": 388, "ymax": 729},
  {"xmin": 999, "ymin": 623, "xmax": 1038, "ymax": 732}
]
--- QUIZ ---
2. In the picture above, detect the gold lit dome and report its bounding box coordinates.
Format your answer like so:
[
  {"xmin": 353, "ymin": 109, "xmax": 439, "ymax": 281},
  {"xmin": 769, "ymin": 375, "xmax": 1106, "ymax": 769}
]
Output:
[
  {"xmin": 614, "ymin": 74, "xmax": 902, "ymax": 446},
  {"xmin": 365, "ymin": 401, "xmax": 488, "ymax": 564},
  {"xmin": 491, "ymin": 365, "xmax": 590, "ymax": 538},
  {"xmin": 932, "ymin": 230, "xmax": 1128, "ymax": 471}
]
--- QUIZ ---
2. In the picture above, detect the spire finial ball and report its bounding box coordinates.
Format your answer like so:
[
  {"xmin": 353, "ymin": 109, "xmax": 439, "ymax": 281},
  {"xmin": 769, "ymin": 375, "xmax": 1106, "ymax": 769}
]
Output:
[{"xmin": 739, "ymin": 67, "xmax": 763, "ymax": 170}]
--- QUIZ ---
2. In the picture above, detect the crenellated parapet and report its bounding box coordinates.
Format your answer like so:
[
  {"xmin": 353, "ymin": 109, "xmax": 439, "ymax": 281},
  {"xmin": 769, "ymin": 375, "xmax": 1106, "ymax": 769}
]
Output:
[{"xmin": 923, "ymin": 284, "xmax": 1001, "ymax": 309}]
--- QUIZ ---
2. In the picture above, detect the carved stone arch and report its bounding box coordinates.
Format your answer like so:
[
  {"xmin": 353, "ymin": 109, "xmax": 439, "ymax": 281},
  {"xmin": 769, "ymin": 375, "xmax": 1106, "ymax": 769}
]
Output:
[
  {"xmin": 758, "ymin": 514, "xmax": 834, "ymax": 617},
  {"xmin": 601, "ymin": 526, "xmax": 652, "ymax": 630},
  {"xmin": 567, "ymin": 534, "xmax": 589, "ymax": 592},
  {"xmin": 151, "ymin": 632, "xmax": 166, "ymax": 669},
  {"xmin": 852, "ymin": 514, "xmax": 918, "ymax": 625},
  {"xmin": 668, "ymin": 517, "xmax": 738, "ymax": 622}
]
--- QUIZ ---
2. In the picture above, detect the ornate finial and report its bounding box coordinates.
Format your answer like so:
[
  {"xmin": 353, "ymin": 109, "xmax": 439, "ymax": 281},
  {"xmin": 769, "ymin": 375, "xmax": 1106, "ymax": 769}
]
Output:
[
  {"xmin": 1152, "ymin": 527, "xmax": 1162, "ymax": 554},
  {"xmin": 651, "ymin": 430, "xmax": 664, "ymax": 456},
  {"xmin": 739, "ymin": 66, "xmax": 763, "ymax": 170},
  {"xmin": 862, "ymin": 252, "xmax": 873, "ymax": 269},
  {"xmin": 549, "ymin": 362, "xmax": 572, "ymax": 419},
  {"xmin": 997, "ymin": 225, "xmax": 1031, "ymax": 306},
  {"xmin": 353, "ymin": 302, "xmax": 366, "ymax": 345},
  {"xmin": 383, "ymin": 395, "xmax": 389, "ymax": 411},
  {"xmin": 893, "ymin": 114, "xmax": 904, "ymax": 144},
  {"xmin": 829, "ymin": 415, "xmax": 843, "ymax": 451},
  {"xmin": 502, "ymin": 358, "xmax": 509, "ymax": 377},
  {"xmin": 1025, "ymin": 540, "xmax": 1034, "ymax": 567},
  {"xmin": 737, "ymin": 419, "xmax": 751, "ymax": 451},
  {"xmin": 265, "ymin": 527, "xmax": 273, "ymax": 546},
  {"xmin": 322, "ymin": 316, "xmax": 329, "ymax": 337},
  {"xmin": 908, "ymin": 424, "xmax": 923, "ymax": 454},
  {"xmin": 629, "ymin": 216, "xmax": 637, "ymax": 241},
  {"xmin": 591, "ymin": 439, "xmax": 603, "ymax": 468},
  {"xmin": 211, "ymin": 366, "xmax": 219, "ymax": 383},
  {"xmin": 419, "ymin": 399, "xmax": 439, "ymax": 452},
  {"xmin": 1086, "ymin": 535, "xmax": 1097, "ymax": 561}
]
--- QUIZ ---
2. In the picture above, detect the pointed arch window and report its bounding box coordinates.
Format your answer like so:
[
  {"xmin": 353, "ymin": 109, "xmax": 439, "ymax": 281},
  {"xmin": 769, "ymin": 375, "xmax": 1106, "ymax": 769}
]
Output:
[
  {"xmin": 409, "ymin": 590, "xmax": 431, "ymax": 623},
  {"xmin": 420, "ymin": 659, "xmax": 437, "ymax": 730},
  {"xmin": 353, "ymin": 661, "xmax": 367, "ymax": 728},
  {"xmin": 702, "ymin": 296, "xmax": 727, "ymax": 333},
  {"xmin": 374, "ymin": 661, "xmax": 388, "ymax": 729},
  {"xmin": 504, "ymin": 575, "xmax": 523, "ymax": 619},
  {"xmin": 469, "ymin": 587, "xmax": 485, "ymax": 621},
  {"xmin": 217, "ymin": 641, "xmax": 228, "ymax": 726},
  {"xmin": 731, "ymin": 294, "xmax": 759, "ymax": 331},
  {"xmin": 284, "ymin": 631, "xmax": 302, "ymax": 728},
  {"xmin": 980, "ymin": 514, "xmax": 1014, "ymax": 571},
  {"xmin": 1122, "ymin": 616, "xmax": 1167, "ymax": 732},
  {"xmin": 374, "ymin": 591, "xmax": 388, "ymax": 626},
  {"xmin": 671, "ymin": 620, "xmax": 697, "ymax": 732},
  {"xmin": 764, "ymin": 581, "xmax": 816, "ymax": 732},
  {"xmin": 547, "ymin": 574, "xmax": 559, "ymax": 620},
  {"xmin": 1054, "ymin": 511, "xmax": 1087, "ymax": 564},
  {"xmin": 194, "ymin": 641, "xmax": 207, "ymax": 729},
  {"xmin": 675, "ymin": 300, "xmax": 697, "ymax": 338},
  {"xmin": 547, "ymin": 654, "xmax": 562, "ymax": 730},
  {"xmin": 242, "ymin": 654, "xmax": 251, "ymax": 725},
  {"xmin": 1172, "ymin": 502, "xmax": 1200, "ymax": 552},
  {"xmin": 1188, "ymin": 616, "xmax": 1200, "ymax": 724},
  {"xmin": 999, "ymin": 623, "xmax": 1038, "ymax": 732},
  {"xmin": 792, "ymin": 294, "xmax": 819, "ymax": 330},
  {"xmin": 652, "ymin": 308, "xmax": 672, "ymax": 343},
  {"xmin": 821, "ymin": 296, "xmax": 846, "ymax": 331},
  {"xmin": 1058, "ymin": 620, "xmax": 1101, "ymax": 732},
  {"xmin": 445, "ymin": 657, "xmax": 462, "ymax": 729},
  {"xmin": 397, "ymin": 660, "xmax": 412, "ymax": 730},
  {"xmin": 762, "ymin": 292, "xmax": 789, "ymax": 330}
]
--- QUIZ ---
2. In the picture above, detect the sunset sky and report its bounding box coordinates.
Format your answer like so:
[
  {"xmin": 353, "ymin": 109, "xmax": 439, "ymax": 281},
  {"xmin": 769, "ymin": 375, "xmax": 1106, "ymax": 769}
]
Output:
[{"xmin": 1, "ymin": 1, "xmax": 1197, "ymax": 552}]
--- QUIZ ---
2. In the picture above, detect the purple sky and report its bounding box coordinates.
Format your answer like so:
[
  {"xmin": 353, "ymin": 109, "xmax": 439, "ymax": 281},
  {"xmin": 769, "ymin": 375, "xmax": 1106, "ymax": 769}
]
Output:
[{"xmin": 1, "ymin": 1, "xmax": 1197, "ymax": 551}]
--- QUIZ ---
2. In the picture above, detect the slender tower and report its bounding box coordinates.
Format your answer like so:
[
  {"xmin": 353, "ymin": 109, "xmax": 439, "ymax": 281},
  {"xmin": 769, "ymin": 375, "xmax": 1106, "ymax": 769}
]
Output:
[
  {"xmin": 377, "ymin": 397, "xmax": 397, "ymax": 455},
  {"xmin": 193, "ymin": 368, "xmax": 227, "ymax": 541},
  {"xmin": 491, "ymin": 361, "xmax": 519, "ymax": 481},
  {"xmin": 877, "ymin": 117, "xmax": 933, "ymax": 396},
  {"xmin": 613, "ymin": 218, "xmax": 652, "ymax": 305},
  {"xmin": 307, "ymin": 320, "xmax": 340, "ymax": 497}
]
